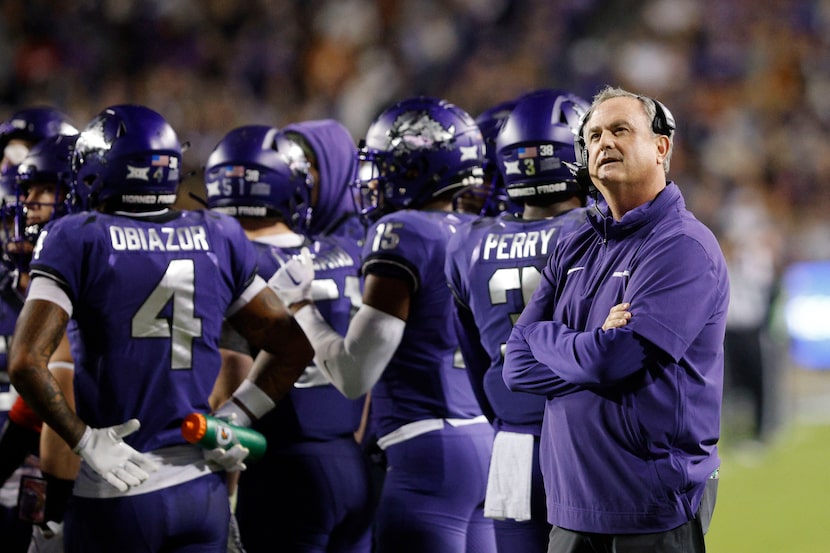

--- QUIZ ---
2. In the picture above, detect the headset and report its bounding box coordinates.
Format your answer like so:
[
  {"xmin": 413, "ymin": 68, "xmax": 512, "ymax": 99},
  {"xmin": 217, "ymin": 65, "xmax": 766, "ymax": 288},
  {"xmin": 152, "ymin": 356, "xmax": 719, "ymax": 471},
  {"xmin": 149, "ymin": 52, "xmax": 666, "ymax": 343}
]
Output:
[{"xmin": 570, "ymin": 95, "xmax": 675, "ymax": 194}]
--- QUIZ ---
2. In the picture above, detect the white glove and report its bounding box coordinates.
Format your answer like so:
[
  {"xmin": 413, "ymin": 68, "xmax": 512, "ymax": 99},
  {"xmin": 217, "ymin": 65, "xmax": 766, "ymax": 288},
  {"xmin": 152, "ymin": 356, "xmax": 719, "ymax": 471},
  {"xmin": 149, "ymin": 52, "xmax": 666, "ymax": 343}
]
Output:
[
  {"xmin": 213, "ymin": 399, "xmax": 251, "ymax": 427},
  {"xmin": 204, "ymin": 443, "xmax": 250, "ymax": 472},
  {"xmin": 203, "ymin": 408, "xmax": 251, "ymax": 472},
  {"xmin": 73, "ymin": 419, "xmax": 159, "ymax": 492},
  {"xmin": 268, "ymin": 247, "xmax": 314, "ymax": 306}
]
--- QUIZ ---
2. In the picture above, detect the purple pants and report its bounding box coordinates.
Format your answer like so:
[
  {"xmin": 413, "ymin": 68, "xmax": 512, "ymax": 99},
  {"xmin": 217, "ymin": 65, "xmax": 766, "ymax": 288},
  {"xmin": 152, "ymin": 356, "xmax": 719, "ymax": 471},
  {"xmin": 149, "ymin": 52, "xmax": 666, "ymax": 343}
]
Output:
[
  {"xmin": 374, "ymin": 421, "xmax": 496, "ymax": 553},
  {"xmin": 64, "ymin": 473, "xmax": 230, "ymax": 553}
]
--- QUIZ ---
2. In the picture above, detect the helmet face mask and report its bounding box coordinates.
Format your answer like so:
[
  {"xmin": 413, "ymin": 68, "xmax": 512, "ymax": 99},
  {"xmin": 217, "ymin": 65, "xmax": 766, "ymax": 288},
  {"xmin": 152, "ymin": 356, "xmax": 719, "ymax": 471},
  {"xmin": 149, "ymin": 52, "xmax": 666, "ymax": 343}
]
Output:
[
  {"xmin": 71, "ymin": 105, "xmax": 182, "ymax": 212},
  {"xmin": 354, "ymin": 97, "xmax": 485, "ymax": 221},
  {"xmin": 0, "ymin": 107, "xmax": 77, "ymax": 211},
  {"xmin": 204, "ymin": 126, "xmax": 314, "ymax": 232},
  {"xmin": 2, "ymin": 133, "xmax": 78, "ymax": 271},
  {"xmin": 496, "ymin": 89, "xmax": 589, "ymax": 205}
]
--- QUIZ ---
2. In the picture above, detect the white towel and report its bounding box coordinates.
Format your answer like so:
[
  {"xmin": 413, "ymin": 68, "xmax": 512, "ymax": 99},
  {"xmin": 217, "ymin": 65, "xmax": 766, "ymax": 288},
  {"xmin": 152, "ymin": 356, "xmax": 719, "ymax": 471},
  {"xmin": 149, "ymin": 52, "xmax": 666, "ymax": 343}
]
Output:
[{"xmin": 484, "ymin": 430, "xmax": 534, "ymax": 521}]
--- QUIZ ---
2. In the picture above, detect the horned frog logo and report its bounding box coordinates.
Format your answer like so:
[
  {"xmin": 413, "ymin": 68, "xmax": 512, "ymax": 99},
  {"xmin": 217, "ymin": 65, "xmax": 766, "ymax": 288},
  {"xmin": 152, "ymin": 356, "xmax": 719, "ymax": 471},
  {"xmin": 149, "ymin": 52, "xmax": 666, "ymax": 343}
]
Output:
[
  {"xmin": 75, "ymin": 115, "xmax": 112, "ymax": 162},
  {"xmin": 389, "ymin": 111, "xmax": 455, "ymax": 153}
]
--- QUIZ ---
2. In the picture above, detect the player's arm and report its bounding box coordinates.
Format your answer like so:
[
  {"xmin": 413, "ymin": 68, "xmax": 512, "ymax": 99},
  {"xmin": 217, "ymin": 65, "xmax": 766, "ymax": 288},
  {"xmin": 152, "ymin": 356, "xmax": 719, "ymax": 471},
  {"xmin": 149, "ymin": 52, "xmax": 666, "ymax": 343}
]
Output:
[
  {"xmin": 223, "ymin": 285, "xmax": 313, "ymax": 425},
  {"xmin": 268, "ymin": 248, "xmax": 407, "ymax": 399},
  {"xmin": 39, "ymin": 332, "xmax": 80, "ymax": 480},
  {"xmin": 8, "ymin": 299, "xmax": 81, "ymax": 448},
  {"xmin": 38, "ymin": 332, "xmax": 79, "ymax": 529},
  {"xmin": 451, "ymin": 299, "xmax": 496, "ymax": 421},
  {"xmin": 210, "ymin": 320, "xmax": 255, "ymax": 412},
  {"xmin": 11, "ymin": 280, "xmax": 158, "ymax": 492},
  {"xmin": 289, "ymin": 273, "xmax": 407, "ymax": 400}
]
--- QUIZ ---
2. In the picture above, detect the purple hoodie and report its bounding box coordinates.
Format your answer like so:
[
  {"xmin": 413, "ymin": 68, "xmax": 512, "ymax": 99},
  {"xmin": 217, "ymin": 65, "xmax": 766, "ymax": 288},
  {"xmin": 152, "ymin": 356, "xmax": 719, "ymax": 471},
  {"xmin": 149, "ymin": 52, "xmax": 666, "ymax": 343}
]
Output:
[
  {"xmin": 503, "ymin": 183, "xmax": 729, "ymax": 533},
  {"xmin": 282, "ymin": 119, "xmax": 359, "ymax": 238}
]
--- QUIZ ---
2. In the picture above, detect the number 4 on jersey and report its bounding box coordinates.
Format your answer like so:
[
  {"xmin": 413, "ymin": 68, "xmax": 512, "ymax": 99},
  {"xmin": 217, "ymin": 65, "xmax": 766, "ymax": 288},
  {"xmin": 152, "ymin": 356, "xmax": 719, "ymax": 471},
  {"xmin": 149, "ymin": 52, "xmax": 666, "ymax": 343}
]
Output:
[{"xmin": 131, "ymin": 259, "xmax": 203, "ymax": 370}]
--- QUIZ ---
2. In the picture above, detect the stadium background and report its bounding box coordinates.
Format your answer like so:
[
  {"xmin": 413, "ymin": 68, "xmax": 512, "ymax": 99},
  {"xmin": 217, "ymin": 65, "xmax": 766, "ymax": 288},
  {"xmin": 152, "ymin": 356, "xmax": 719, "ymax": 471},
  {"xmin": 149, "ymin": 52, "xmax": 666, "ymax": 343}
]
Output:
[{"xmin": 2, "ymin": 0, "xmax": 829, "ymax": 550}]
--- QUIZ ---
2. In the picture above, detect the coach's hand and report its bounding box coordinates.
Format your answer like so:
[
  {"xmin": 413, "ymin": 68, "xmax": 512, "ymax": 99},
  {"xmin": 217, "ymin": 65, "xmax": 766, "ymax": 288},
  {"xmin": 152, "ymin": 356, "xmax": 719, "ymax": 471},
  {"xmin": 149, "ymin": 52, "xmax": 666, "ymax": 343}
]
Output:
[{"xmin": 73, "ymin": 419, "xmax": 159, "ymax": 492}]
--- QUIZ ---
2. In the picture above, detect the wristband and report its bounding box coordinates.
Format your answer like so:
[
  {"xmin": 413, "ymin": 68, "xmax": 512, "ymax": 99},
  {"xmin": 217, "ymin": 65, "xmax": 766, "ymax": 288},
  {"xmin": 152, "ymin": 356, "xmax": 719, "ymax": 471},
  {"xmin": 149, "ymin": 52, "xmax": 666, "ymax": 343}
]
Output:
[
  {"xmin": 230, "ymin": 380, "xmax": 276, "ymax": 426},
  {"xmin": 72, "ymin": 426, "xmax": 92, "ymax": 454},
  {"xmin": 47, "ymin": 361, "xmax": 75, "ymax": 372}
]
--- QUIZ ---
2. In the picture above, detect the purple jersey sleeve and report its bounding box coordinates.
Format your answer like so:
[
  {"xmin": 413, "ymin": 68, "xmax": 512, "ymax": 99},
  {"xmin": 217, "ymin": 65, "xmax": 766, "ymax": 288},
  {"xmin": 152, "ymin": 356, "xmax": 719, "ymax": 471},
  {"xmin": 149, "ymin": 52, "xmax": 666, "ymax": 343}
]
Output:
[{"xmin": 29, "ymin": 209, "xmax": 259, "ymax": 452}]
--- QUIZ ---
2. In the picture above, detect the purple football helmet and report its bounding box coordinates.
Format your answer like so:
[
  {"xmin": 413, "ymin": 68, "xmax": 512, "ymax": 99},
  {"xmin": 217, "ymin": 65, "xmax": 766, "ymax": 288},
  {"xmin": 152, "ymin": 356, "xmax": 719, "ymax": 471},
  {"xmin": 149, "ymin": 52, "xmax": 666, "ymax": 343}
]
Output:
[
  {"xmin": 455, "ymin": 98, "xmax": 520, "ymax": 216},
  {"xmin": 0, "ymin": 106, "xmax": 77, "ymax": 202},
  {"xmin": 71, "ymin": 105, "xmax": 182, "ymax": 212},
  {"xmin": 204, "ymin": 125, "xmax": 314, "ymax": 232},
  {"xmin": 354, "ymin": 96, "xmax": 485, "ymax": 220},
  {"xmin": 496, "ymin": 89, "xmax": 588, "ymax": 204},
  {"xmin": 3, "ymin": 134, "xmax": 78, "ymax": 270}
]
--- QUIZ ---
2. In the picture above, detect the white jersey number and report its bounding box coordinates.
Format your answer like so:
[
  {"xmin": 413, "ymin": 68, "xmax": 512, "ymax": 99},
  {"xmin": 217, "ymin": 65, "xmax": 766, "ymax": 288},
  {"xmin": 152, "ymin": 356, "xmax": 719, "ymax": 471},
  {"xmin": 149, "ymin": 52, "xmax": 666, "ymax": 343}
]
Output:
[
  {"xmin": 488, "ymin": 265, "xmax": 542, "ymax": 356},
  {"xmin": 131, "ymin": 259, "xmax": 203, "ymax": 370}
]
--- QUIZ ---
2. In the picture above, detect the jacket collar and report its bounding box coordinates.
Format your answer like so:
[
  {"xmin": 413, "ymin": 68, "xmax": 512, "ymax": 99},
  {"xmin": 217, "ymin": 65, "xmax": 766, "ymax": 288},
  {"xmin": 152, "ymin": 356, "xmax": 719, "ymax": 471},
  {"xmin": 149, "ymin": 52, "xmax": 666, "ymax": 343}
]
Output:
[{"xmin": 588, "ymin": 182, "xmax": 682, "ymax": 240}]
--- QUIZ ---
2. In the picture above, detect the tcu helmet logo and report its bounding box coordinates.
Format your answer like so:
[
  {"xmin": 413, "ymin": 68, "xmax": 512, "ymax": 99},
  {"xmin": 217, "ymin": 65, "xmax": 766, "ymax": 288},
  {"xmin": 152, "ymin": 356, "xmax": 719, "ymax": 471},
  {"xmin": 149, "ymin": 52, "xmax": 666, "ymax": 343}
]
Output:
[
  {"xmin": 388, "ymin": 110, "xmax": 455, "ymax": 153},
  {"xmin": 77, "ymin": 116, "xmax": 112, "ymax": 153}
]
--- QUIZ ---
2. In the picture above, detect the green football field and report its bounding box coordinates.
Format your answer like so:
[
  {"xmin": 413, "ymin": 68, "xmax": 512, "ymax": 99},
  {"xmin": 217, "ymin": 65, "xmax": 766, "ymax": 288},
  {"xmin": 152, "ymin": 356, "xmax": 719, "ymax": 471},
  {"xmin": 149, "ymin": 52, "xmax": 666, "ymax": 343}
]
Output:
[{"xmin": 706, "ymin": 421, "xmax": 830, "ymax": 552}]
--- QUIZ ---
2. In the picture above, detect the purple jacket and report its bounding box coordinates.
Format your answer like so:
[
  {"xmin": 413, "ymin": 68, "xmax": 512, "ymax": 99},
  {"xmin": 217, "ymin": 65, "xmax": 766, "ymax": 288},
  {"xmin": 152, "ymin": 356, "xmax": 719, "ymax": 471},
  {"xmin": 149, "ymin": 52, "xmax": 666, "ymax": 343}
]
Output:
[{"xmin": 503, "ymin": 183, "xmax": 729, "ymax": 533}]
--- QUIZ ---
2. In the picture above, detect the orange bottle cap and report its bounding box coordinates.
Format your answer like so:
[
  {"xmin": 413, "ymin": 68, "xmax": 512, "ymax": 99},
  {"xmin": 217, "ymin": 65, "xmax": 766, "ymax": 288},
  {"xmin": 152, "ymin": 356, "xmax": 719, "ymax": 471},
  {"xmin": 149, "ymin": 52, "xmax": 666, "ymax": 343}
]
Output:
[{"xmin": 181, "ymin": 413, "xmax": 208, "ymax": 443}]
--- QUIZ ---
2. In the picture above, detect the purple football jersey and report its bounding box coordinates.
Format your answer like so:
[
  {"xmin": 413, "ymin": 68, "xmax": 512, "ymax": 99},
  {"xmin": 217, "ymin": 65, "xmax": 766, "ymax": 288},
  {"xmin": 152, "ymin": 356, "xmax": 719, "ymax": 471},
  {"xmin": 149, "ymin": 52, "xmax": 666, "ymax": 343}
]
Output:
[
  {"xmin": 253, "ymin": 232, "xmax": 366, "ymax": 443},
  {"xmin": 362, "ymin": 209, "xmax": 483, "ymax": 437},
  {"xmin": 446, "ymin": 208, "xmax": 588, "ymax": 433},
  {"xmin": 30, "ymin": 209, "xmax": 259, "ymax": 452}
]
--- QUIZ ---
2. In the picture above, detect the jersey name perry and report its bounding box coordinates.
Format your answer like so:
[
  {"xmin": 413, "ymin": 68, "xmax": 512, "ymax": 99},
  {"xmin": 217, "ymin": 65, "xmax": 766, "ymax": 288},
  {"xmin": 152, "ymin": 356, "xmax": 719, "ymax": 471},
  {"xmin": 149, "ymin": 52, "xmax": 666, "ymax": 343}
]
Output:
[
  {"xmin": 481, "ymin": 228, "xmax": 556, "ymax": 261},
  {"xmin": 109, "ymin": 225, "xmax": 211, "ymax": 252}
]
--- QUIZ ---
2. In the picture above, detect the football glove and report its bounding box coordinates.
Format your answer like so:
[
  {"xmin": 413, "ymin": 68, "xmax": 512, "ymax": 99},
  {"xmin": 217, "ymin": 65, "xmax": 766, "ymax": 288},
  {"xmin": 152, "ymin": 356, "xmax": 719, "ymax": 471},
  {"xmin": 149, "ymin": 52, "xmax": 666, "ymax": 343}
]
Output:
[
  {"xmin": 268, "ymin": 247, "xmax": 314, "ymax": 306},
  {"xmin": 73, "ymin": 419, "xmax": 158, "ymax": 492},
  {"xmin": 204, "ymin": 443, "xmax": 250, "ymax": 473},
  {"xmin": 203, "ymin": 407, "xmax": 252, "ymax": 472}
]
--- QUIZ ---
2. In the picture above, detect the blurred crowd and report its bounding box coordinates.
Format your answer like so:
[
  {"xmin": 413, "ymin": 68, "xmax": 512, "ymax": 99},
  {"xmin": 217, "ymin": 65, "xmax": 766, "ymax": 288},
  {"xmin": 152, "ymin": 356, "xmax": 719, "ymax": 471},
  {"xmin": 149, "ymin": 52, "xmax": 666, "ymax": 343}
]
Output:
[{"xmin": 2, "ymin": 0, "xmax": 827, "ymax": 271}]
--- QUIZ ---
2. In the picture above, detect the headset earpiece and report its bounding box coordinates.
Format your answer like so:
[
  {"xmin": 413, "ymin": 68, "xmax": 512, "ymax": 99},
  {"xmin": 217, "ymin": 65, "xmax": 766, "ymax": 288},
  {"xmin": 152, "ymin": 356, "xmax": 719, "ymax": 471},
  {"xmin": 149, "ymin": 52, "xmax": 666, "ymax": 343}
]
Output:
[
  {"xmin": 574, "ymin": 109, "xmax": 590, "ymax": 168},
  {"xmin": 650, "ymin": 98, "xmax": 676, "ymax": 137}
]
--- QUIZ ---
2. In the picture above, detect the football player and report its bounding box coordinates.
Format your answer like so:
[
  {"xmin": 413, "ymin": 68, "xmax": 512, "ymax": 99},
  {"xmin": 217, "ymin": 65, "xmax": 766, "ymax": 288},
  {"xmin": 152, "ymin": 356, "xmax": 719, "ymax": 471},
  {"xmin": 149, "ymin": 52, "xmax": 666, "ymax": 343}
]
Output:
[
  {"xmin": 204, "ymin": 121, "xmax": 374, "ymax": 553},
  {"xmin": 8, "ymin": 105, "xmax": 313, "ymax": 553},
  {"xmin": 270, "ymin": 97, "xmax": 497, "ymax": 553},
  {"xmin": 445, "ymin": 89, "xmax": 591, "ymax": 552},
  {"xmin": 0, "ymin": 108, "xmax": 76, "ymax": 553}
]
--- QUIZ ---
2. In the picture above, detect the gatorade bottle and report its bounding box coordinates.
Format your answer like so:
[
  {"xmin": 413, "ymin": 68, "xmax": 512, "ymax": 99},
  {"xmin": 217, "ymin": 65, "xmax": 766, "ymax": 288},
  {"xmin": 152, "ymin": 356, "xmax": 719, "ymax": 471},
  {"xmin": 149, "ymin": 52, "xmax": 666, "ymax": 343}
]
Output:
[{"xmin": 181, "ymin": 413, "xmax": 267, "ymax": 462}]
